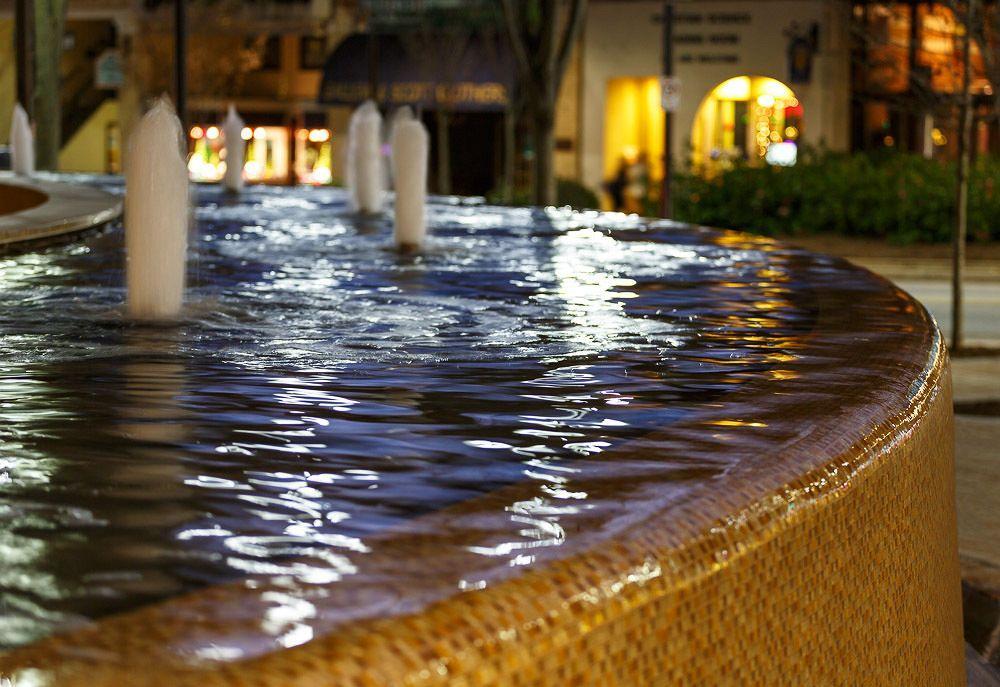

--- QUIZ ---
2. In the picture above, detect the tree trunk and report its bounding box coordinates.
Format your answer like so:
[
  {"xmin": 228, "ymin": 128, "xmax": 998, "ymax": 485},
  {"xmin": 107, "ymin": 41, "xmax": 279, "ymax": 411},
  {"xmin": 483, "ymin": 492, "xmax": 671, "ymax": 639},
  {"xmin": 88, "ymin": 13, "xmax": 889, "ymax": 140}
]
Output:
[
  {"xmin": 33, "ymin": 0, "xmax": 67, "ymax": 170},
  {"xmin": 502, "ymin": 106, "xmax": 516, "ymax": 204},
  {"xmin": 532, "ymin": 102, "xmax": 556, "ymax": 206},
  {"xmin": 435, "ymin": 109, "xmax": 451, "ymax": 195},
  {"xmin": 952, "ymin": 0, "xmax": 975, "ymax": 353}
]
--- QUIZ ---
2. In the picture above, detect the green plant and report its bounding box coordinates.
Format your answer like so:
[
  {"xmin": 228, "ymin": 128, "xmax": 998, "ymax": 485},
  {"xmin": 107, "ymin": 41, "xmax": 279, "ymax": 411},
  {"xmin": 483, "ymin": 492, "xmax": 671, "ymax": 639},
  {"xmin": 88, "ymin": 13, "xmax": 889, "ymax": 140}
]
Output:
[
  {"xmin": 488, "ymin": 177, "xmax": 600, "ymax": 210},
  {"xmin": 673, "ymin": 150, "xmax": 1000, "ymax": 244}
]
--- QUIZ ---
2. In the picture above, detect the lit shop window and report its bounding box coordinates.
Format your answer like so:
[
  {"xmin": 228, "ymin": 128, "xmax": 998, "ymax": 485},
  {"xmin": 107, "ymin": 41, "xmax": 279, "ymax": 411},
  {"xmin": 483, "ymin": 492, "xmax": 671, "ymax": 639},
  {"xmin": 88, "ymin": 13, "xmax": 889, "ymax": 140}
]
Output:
[
  {"xmin": 187, "ymin": 125, "xmax": 224, "ymax": 182},
  {"xmin": 294, "ymin": 128, "xmax": 333, "ymax": 185},
  {"xmin": 690, "ymin": 76, "xmax": 803, "ymax": 170},
  {"xmin": 187, "ymin": 124, "xmax": 289, "ymax": 183},
  {"xmin": 244, "ymin": 126, "xmax": 289, "ymax": 183}
]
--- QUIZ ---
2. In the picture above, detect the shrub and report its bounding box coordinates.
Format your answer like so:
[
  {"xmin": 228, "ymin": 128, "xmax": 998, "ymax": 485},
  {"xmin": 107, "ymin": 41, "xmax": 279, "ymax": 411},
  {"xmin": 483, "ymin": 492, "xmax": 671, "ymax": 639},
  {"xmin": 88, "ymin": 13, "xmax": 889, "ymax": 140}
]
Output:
[
  {"xmin": 488, "ymin": 177, "xmax": 600, "ymax": 210},
  {"xmin": 673, "ymin": 150, "xmax": 1000, "ymax": 244}
]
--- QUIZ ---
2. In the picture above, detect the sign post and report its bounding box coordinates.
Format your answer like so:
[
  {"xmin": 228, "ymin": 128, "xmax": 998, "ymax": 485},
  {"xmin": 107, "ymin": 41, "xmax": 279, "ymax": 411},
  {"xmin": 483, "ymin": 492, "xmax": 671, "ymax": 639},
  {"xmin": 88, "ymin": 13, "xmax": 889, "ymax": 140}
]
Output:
[
  {"xmin": 175, "ymin": 0, "xmax": 187, "ymax": 130},
  {"xmin": 14, "ymin": 0, "xmax": 34, "ymax": 119},
  {"xmin": 660, "ymin": 1, "xmax": 674, "ymax": 219}
]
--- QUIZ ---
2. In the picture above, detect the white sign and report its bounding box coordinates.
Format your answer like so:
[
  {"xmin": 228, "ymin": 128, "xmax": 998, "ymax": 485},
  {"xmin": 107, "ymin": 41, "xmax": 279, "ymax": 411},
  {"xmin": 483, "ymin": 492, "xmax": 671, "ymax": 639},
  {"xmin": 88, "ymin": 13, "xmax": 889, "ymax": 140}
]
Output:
[
  {"xmin": 660, "ymin": 76, "xmax": 681, "ymax": 112},
  {"xmin": 95, "ymin": 49, "xmax": 124, "ymax": 90}
]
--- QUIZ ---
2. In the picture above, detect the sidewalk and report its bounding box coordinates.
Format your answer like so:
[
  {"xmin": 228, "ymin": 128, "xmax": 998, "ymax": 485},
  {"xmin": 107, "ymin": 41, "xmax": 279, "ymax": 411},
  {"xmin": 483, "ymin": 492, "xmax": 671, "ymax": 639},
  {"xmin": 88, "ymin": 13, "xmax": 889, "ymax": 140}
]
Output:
[{"xmin": 952, "ymin": 357, "xmax": 1000, "ymax": 669}]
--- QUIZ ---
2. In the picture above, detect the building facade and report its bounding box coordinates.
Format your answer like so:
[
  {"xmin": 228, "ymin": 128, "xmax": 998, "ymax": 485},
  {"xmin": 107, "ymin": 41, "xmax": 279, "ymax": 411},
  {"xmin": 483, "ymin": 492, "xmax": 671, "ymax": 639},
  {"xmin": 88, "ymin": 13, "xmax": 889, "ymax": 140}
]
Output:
[
  {"xmin": 575, "ymin": 0, "xmax": 853, "ymax": 206},
  {"xmin": 2, "ymin": 0, "xmax": 995, "ymax": 204}
]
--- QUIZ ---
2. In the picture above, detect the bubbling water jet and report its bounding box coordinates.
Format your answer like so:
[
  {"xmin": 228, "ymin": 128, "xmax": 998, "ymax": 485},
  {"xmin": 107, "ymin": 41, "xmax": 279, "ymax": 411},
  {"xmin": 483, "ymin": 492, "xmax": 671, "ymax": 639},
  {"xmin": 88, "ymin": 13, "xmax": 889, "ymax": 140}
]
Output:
[
  {"xmin": 222, "ymin": 104, "xmax": 245, "ymax": 194},
  {"xmin": 124, "ymin": 98, "xmax": 189, "ymax": 321},
  {"xmin": 391, "ymin": 117, "xmax": 429, "ymax": 252},
  {"xmin": 9, "ymin": 103, "xmax": 34, "ymax": 175},
  {"xmin": 347, "ymin": 100, "xmax": 384, "ymax": 214},
  {"xmin": 385, "ymin": 106, "xmax": 414, "ymax": 189}
]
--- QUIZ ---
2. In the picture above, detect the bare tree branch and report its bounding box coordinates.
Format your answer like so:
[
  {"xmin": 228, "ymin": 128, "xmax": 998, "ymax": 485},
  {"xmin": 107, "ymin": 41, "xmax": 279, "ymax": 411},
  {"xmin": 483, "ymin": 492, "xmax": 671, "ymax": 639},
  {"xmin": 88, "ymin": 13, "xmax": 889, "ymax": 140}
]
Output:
[
  {"xmin": 500, "ymin": 0, "xmax": 532, "ymax": 77},
  {"xmin": 554, "ymin": 0, "xmax": 586, "ymax": 93}
]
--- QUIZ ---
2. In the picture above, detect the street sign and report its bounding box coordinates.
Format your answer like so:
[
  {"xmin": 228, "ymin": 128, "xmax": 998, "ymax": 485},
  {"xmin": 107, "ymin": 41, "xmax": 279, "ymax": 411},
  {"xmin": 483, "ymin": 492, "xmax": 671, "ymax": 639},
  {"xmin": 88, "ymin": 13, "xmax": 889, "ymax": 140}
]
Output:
[
  {"xmin": 661, "ymin": 75, "xmax": 681, "ymax": 112},
  {"xmin": 95, "ymin": 49, "xmax": 124, "ymax": 90}
]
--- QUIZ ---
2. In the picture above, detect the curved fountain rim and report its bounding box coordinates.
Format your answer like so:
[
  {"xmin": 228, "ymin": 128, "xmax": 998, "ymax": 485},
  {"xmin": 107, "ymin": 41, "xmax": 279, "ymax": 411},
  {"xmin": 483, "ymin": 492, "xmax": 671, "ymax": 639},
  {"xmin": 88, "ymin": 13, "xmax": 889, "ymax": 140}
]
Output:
[
  {"xmin": 0, "ymin": 172, "xmax": 121, "ymax": 248},
  {"xmin": 0, "ymin": 213, "xmax": 955, "ymax": 683}
]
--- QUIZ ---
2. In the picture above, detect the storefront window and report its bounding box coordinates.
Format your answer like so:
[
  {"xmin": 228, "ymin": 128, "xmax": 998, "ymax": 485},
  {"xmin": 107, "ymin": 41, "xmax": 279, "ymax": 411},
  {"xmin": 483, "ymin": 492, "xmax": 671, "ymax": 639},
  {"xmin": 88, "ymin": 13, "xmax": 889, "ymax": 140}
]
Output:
[
  {"xmin": 691, "ymin": 76, "xmax": 802, "ymax": 171},
  {"xmin": 294, "ymin": 128, "xmax": 333, "ymax": 185},
  {"xmin": 188, "ymin": 124, "xmax": 289, "ymax": 184}
]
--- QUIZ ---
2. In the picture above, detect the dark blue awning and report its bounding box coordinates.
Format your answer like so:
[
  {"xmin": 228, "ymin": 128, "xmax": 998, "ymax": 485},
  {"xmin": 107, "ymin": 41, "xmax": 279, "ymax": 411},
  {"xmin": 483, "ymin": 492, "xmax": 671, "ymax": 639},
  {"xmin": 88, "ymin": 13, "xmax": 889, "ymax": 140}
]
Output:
[{"xmin": 318, "ymin": 33, "xmax": 514, "ymax": 112}]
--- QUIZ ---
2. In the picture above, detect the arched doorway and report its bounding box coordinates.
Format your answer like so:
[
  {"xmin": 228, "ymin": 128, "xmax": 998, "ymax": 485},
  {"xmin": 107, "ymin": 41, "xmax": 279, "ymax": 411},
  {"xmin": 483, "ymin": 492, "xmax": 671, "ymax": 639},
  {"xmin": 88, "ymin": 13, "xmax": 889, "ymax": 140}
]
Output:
[{"xmin": 691, "ymin": 76, "xmax": 803, "ymax": 171}]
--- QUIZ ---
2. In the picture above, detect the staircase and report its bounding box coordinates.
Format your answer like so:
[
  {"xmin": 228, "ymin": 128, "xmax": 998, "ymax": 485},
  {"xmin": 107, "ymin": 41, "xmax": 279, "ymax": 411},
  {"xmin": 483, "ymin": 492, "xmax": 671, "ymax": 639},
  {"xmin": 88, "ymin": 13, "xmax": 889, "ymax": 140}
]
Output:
[{"xmin": 60, "ymin": 20, "xmax": 118, "ymax": 147}]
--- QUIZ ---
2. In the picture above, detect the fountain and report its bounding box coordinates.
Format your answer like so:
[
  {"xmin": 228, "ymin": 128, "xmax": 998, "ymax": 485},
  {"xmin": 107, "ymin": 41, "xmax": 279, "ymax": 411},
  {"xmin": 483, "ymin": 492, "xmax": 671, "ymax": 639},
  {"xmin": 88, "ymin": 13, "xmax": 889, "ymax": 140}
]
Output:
[
  {"xmin": 9, "ymin": 103, "xmax": 34, "ymax": 175},
  {"xmin": 0, "ymin": 175, "xmax": 964, "ymax": 682},
  {"xmin": 222, "ymin": 105, "xmax": 245, "ymax": 194},
  {"xmin": 385, "ymin": 106, "xmax": 414, "ymax": 189},
  {"xmin": 390, "ymin": 115, "xmax": 428, "ymax": 251},
  {"xmin": 124, "ymin": 98, "xmax": 188, "ymax": 320},
  {"xmin": 346, "ymin": 100, "xmax": 384, "ymax": 214}
]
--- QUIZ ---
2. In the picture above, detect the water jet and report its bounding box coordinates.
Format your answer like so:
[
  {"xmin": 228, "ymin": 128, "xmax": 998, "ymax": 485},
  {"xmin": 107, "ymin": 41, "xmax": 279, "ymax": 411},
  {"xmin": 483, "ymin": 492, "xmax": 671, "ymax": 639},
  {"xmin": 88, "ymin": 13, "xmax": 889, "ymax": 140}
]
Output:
[
  {"xmin": 386, "ymin": 106, "xmax": 414, "ymax": 189},
  {"xmin": 346, "ymin": 100, "xmax": 384, "ymax": 214},
  {"xmin": 9, "ymin": 103, "xmax": 34, "ymax": 176},
  {"xmin": 124, "ymin": 98, "xmax": 189, "ymax": 320},
  {"xmin": 390, "ymin": 116, "xmax": 429, "ymax": 252},
  {"xmin": 222, "ymin": 105, "xmax": 245, "ymax": 194}
]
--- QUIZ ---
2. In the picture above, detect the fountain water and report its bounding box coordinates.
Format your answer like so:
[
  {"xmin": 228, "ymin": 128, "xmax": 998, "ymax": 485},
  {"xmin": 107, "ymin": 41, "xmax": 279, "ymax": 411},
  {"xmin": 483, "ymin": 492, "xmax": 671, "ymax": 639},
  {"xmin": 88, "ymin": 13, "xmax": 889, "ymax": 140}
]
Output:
[
  {"xmin": 390, "ymin": 117, "xmax": 429, "ymax": 251},
  {"xmin": 347, "ymin": 100, "xmax": 384, "ymax": 214},
  {"xmin": 222, "ymin": 105, "xmax": 245, "ymax": 194},
  {"xmin": 385, "ymin": 106, "xmax": 414, "ymax": 189},
  {"xmin": 124, "ymin": 98, "xmax": 189, "ymax": 320},
  {"xmin": 9, "ymin": 103, "xmax": 34, "ymax": 175}
]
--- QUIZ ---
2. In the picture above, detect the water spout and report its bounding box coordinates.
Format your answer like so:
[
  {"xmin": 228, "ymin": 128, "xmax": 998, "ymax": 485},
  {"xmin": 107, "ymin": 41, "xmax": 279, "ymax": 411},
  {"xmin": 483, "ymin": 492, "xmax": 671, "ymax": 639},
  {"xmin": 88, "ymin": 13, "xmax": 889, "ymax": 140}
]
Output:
[
  {"xmin": 386, "ymin": 106, "xmax": 414, "ymax": 189},
  {"xmin": 347, "ymin": 100, "xmax": 384, "ymax": 214},
  {"xmin": 391, "ymin": 117, "xmax": 429, "ymax": 252},
  {"xmin": 124, "ymin": 98, "xmax": 189, "ymax": 320},
  {"xmin": 222, "ymin": 104, "xmax": 245, "ymax": 194},
  {"xmin": 9, "ymin": 103, "xmax": 34, "ymax": 175}
]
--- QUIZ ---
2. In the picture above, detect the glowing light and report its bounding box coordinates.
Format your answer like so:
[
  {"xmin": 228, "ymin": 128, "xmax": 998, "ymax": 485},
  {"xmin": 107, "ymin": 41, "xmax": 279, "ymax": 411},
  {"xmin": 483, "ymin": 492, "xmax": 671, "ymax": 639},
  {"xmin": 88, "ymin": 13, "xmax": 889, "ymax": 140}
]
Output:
[
  {"xmin": 296, "ymin": 128, "xmax": 309, "ymax": 141},
  {"xmin": 931, "ymin": 128, "xmax": 947, "ymax": 146},
  {"xmin": 883, "ymin": 135, "xmax": 895, "ymax": 147},
  {"xmin": 713, "ymin": 76, "xmax": 751, "ymax": 101},
  {"xmin": 785, "ymin": 126, "xmax": 799, "ymax": 139},
  {"xmin": 189, "ymin": 126, "xmax": 204, "ymax": 139},
  {"xmin": 765, "ymin": 141, "xmax": 798, "ymax": 167},
  {"xmin": 756, "ymin": 94, "xmax": 775, "ymax": 108},
  {"xmin": 240, "ymin": 127, "xmax": 253, "ymax": 140},
  {"xmin": 308, "ymin": 129, "xmax": 330, "ymax": 143},
  {"xmin": 253, "ymin": 127, "xmax": 266, "ymax": 140},
  {"xmin": 206, "ymin": 126, "xmax": 220, "ymax": 140}
]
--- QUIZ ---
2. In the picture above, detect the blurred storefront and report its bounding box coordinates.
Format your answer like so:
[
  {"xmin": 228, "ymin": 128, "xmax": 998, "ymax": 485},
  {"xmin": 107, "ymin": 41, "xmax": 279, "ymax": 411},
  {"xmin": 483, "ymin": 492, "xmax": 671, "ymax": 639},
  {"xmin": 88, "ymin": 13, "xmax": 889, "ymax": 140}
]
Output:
[
  {"xmin": 0, "ymin": 0, "xmax": 350, "ymax": 183},
  {"xmin": 318, "ymin": 31, "xmax": 514, "ymax": 196},
  {"xmin": 851, "ymin": 2, "xmax": 996, "ymax": 158},
  {"xmin": 579, "ymin": 0, "xmax": 997, "ymax": 208},
  {"xmin": 186, "ymin": 116, "xmax": 332, "ymax": 185},
  {"xmin": 580, "ymin": 0, "xmax": 852, "ymax": 208}
]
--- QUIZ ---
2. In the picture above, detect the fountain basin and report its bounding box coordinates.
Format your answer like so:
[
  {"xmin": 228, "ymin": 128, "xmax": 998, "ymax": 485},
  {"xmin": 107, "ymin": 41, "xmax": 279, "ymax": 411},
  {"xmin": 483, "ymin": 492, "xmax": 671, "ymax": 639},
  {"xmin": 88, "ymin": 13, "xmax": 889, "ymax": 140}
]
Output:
[
  {"xmin": 0, "ymin": 173, "xmax": 121, "ymax": 248},
  {"xmin": 0, "ymin": 180, "xmax": 963, "ymax": 685}
]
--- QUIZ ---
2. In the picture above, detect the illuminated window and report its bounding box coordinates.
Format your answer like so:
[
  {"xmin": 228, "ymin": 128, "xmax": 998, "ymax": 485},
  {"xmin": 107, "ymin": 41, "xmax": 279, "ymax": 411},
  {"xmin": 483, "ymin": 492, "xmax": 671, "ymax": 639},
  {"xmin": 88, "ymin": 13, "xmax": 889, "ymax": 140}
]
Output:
[
  {"xmin": 294, "ymin": 129, "xmax": 333, "ymax": 185},
  {"xmin": 188, "ymin": 123, "xmax": 289, "ymax": 183},
  {"xmin": 691, "ymin": 76, "xmax": 802, "ymax": 171}
]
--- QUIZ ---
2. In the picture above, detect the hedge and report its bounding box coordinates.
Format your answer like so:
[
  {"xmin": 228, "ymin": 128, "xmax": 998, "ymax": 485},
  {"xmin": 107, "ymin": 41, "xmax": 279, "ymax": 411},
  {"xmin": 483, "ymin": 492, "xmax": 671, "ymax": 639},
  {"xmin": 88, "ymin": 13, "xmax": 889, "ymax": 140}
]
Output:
[{"xmin": 672, "ymin": 150, "xmax": 1000, "ymax": 244}]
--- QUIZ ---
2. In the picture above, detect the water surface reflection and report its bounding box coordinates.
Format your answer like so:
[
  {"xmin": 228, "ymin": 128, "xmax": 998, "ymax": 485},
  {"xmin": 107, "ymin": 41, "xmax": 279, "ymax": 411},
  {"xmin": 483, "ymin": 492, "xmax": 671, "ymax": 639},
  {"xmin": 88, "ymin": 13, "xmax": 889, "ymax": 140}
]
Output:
[{"xmin": 0, "ymin": 182, "xmax": 929, "ymax": 654}]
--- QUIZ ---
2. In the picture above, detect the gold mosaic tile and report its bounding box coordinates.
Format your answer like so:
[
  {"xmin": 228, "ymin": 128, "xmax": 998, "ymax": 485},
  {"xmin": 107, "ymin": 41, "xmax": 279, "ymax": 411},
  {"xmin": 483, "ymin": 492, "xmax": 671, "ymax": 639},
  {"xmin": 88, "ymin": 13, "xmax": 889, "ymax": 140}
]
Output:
[{"xmin": 0, "ymin": 270, "xmax": 964, "ymax": 686}]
